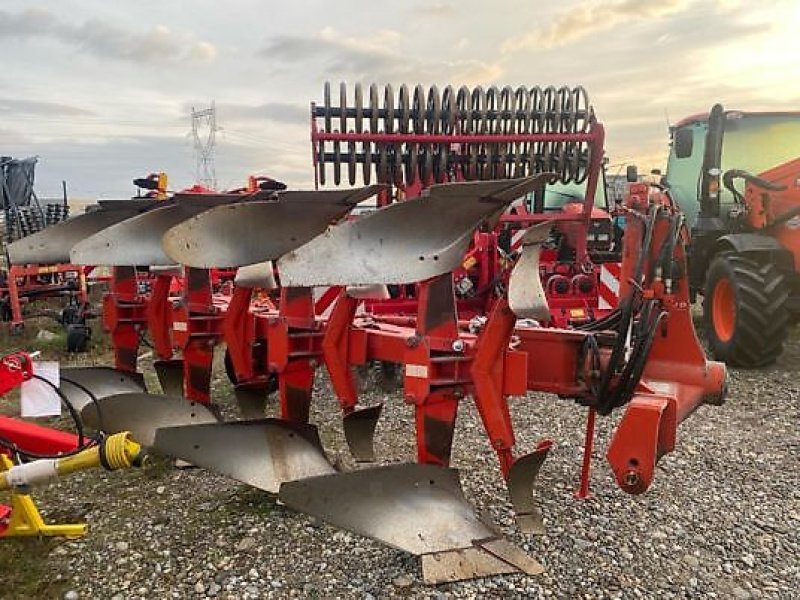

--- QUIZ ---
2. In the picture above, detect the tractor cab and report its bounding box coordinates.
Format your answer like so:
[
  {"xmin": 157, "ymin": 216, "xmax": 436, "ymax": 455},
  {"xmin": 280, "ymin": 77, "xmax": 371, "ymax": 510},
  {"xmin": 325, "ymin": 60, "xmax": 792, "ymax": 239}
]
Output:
[
  {"xmin": 664, "ymin": 106, "xmax": 800, "ymax": 366},
  {"xmin": 524, "ymin": 175, "xmax": 616, "ymax": 261},
  {"xmin": 666, "ymin": 110, "xmax": 800, "ymax": 230}
]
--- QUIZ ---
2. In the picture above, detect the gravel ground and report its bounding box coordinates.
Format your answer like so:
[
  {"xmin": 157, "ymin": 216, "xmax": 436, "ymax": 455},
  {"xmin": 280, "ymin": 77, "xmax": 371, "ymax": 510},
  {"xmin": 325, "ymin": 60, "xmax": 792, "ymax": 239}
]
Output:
[{"xmin": 1, "ymin": 326, "xmax": 798, "ymax": 599}]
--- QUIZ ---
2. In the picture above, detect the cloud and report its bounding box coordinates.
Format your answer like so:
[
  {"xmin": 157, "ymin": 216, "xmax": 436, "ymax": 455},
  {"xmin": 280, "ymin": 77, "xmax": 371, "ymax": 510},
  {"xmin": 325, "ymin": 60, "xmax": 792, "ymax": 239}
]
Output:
[
  {"xmin": 261, "ymin": 27, "xmax": 402, "ymax": 78},
  {"xmin": 260, "ymin": 27, "xmax": 503, "ymax": 86},
  {"xmin": 0, "ymin": 128, "xmax": 29, "ymax": 145},
  {"xmin": 0, "ymin": 8, "xmax": 216, "ymax": 64},
  {"xmin": 502, "ymin": 0, "xmax": 693, "ymax": 53},
  {"xmin": 0, "ymin": 97, "xmax": 95, "ymax": 117},
  {"xmin": 217, "ymin": 102, "xmax": 309, "ymax": 125},
  {"xmin": 414, "ymin": 2, "xmax": 456, "ymax": 18}
]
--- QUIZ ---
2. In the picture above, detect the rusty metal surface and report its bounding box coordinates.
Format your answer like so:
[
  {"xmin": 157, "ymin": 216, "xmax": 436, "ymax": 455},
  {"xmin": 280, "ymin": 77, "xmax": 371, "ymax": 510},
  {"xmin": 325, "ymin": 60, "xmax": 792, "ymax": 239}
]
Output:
[
  {"xmin": 162, "ymin": 187, "xmax": 382, "ymax": 268},
  {"xmin": 70, "ymin": 196, "xmax": 237, "ymax": 266},
  {"xmin": 59, "ymin": 367, "xmax": 146, "ymax": 413},
  {"xmin": 342, "ymin": 404, "xmax": 382, "ymax": 462},
  {"xmin": 154, "ymin": 359, "xmax": 185, "ymax": 397},
  {"xmin": 507, "ymin": 442, "xmax": 552, "ymax": 534},
  {"xmin": 507, "ymin": 222, "xmax": 552, "ymax": 321},
  {"xmin": 278, "ymin": 463, "xmax": 498, "ymax": 556},
  {"xmin": 153, "ymin": 419, "xmax": 335, "ymax": 493},
  {"xmin": 81, "ymin": 393, "xmax": 220, "ymax": 447},
  {"xmin": 278, "ymin": 177, "xmax": 548, "ymax": 287},
  {"xmin": 7, "ymin": 204, "xmax": 153, "ymax": 265},
  {"xmin": 234, "ymin": 262, "xmax": 277, "ymax": 289}
]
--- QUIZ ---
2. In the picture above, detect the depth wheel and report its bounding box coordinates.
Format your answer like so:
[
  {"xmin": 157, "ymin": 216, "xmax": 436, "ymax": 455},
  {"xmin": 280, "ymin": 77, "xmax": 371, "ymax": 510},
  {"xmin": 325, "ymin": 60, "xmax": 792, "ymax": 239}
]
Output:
[{"xmin": 703, "ymin": 253, "xmax": 789, "ymax": 367}]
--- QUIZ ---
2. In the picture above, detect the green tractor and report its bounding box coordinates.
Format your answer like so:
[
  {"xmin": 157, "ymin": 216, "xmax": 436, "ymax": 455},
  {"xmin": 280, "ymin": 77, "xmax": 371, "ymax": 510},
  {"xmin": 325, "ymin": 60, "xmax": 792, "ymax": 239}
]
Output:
[{"xmin": 662, "ymin": 105, "xmax": 800, "ymax": 367}]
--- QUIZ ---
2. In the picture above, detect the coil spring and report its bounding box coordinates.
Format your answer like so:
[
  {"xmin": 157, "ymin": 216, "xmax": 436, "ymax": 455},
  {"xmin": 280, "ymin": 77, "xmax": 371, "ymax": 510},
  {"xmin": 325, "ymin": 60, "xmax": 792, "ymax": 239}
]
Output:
[{"xmin": 314, "ymin": 82, "xmax": 594, "ymax": 188}]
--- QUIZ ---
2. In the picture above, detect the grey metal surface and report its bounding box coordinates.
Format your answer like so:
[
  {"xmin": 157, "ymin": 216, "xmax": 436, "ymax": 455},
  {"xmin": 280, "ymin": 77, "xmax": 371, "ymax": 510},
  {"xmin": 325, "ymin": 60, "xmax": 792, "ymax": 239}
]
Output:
[
  {"xmin": 278, "ymin": 177, "xmax": 550, "ymax": 287},
  {"xmin": 342, "ymin": 404, "xmax": 382, "ymax": 462},
  {"xmin": 278, "ymin": 463, "xmax": 498, "ymax": 555},
  {"xmin": 70, "ymin": 195, "xmax": 237, "ymax": 266},
  {"xmin": 153, "ymin": 419, "xmax": 335, "ymax": 493},
  {"xmin": 59, "ymin": 367, "xmax": 146, "ymax": 414},
  {"xmin": 479, "ymin": 538, "xmax": 545, "ymax": 575},
  {"xmin": 234, "ymin": 262, "xmax": 277, "ymax": 289},
  {"xmin": 345, "ymin": 284, "xmax": 390, "ymax": 300},
  {"xmin": 162, "ymin": 187, "xmax": 383, "ymax": 268},
  {"xmin": 7, "ymin": 204, "xmax": 153, "ymax": 265},
  {"xmin": 154, "ymin": 359, "xmax": 185, "ymax": 397},
  {"xmin": 81, "ymin": 393, "xmax": 220, "ymax": 447},
  {"xmin": 507, "ymin": 443, "xmax": 551, "ymax": 534},
  {"xmin": 507, "ymin": 223, "xmax": 552, "ymax": 321},
  {"xmin": 233, "ymin": 386, "xmax": 268, "ymax": 420},
  {"xmin": 421, "ymin": 547, "xmax": 518, "ymax": 584}
]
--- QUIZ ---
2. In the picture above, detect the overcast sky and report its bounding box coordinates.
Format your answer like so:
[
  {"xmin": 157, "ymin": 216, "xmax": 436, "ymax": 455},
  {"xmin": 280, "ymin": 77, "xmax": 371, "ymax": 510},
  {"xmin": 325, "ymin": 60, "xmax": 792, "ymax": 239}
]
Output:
[{"xmin": 1, "ymin": 0, "xmax": 798, "ymax": 198}]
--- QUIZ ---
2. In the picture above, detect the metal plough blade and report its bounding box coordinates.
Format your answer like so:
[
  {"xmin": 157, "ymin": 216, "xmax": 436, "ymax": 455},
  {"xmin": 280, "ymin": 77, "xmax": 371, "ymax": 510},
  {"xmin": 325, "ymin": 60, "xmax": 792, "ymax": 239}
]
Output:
[
  {"xmin": 234, "ymin": 261, "xmax": 277, "ymax": 290},
  {"xmin": 507, "ymin": 440, "xmax": 552, "ymax": 535},
  {"xmin": 507, "ymin": 222, "xmax": 552, "ymax": 321},
  {"xmin": 154, "ymin": 359, "xmax": 185, "ymax": 397},
  {"xmin": 69, "ymin": 194, "xmax": 243, "ymax": 266},
  {"xmin": 80, "ymin": 393, "xmax": 220, "ymax": 447},
  {"xmin": 278, "ymin": 463, "xmax": 544, "ymax": 583},
  {"xmin": 278, "ymin": 176, "xmax": 551, "ymax": 287},
  {"xmin": 342, "ymin": 404, "xmax": 382, "ymax": 462},
  {"xmin": 153, "ymin": 419, "xmax": 335, "ymax": 493},
  {"xmin": 7, "ymin": 200, "xmax": 155, "ymax": 265},
  {"xmin": 59, "ymin": 367, "xmax": 146, "ymax": 414},
  {"xmin": 161, "ymin": 187, "xmax": 384, "ymax": 268},
  {"xmin": 233, "ymin": 385, "xmax": 268, "ymax": 420}
]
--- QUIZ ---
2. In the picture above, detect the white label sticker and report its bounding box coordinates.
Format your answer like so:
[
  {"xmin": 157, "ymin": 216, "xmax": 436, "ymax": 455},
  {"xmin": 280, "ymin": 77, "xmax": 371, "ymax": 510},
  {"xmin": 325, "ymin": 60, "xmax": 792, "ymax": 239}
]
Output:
[
  {"xmin": 405, "ymin": 364, "xmax": 428, "ymax": 378},
  {"xmin": 173, "ymin": 321, "xmax": 188, "ymax": 332},
  {"xmin": 21, "ymin": 361, "xmax": 61, "ymax": 417}
]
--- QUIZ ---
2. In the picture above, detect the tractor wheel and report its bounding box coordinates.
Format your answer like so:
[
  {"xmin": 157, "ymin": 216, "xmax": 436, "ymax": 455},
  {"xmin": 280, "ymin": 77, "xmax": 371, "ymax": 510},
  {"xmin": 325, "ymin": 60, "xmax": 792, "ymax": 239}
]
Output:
[{"xmin": 703, "ymin": 254, "xmax": 789, "ymax": 367}]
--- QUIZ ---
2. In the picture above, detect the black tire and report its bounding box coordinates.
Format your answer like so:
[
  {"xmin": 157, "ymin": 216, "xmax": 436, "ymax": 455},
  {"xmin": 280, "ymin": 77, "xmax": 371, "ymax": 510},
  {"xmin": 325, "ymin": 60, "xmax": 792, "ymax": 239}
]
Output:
[
  {"xmin": 703, "ymin": 253, "xmax": 789, "ymax": 367},
  {"xmin": 66, "ymin": 324, "xmax": 91, "ymax": 353}
]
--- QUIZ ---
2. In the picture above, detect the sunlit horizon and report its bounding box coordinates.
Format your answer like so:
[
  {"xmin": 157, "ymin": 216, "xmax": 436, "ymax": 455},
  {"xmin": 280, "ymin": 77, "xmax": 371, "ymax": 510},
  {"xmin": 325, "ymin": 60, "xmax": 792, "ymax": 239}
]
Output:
[{"xmin": 2, "ymin": 0, "xmax": 798, "ymax": 198}]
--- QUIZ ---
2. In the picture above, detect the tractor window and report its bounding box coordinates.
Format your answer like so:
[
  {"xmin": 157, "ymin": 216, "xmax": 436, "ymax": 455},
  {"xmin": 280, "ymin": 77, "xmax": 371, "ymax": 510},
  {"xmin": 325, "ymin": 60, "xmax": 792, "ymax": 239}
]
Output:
[
  {"xmin": 720, "ymin": 114, "xmax": 800, "ymax": 178},
  {"xmin": 674, "ymin": 128, "xmax": 694, "ymax": 158},
  {"xmin": 524, "ymin": 180, "xmax": 608, "ymax": 213},
  {"xmin": 665, "ymin": 123, "xmax": 707, "ymax": 227}
]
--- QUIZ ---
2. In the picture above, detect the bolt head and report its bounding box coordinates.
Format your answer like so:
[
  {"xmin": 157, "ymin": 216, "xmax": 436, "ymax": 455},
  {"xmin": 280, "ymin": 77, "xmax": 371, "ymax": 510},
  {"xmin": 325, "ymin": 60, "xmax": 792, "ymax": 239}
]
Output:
[{"xmin": 624, "ymin": 470, "xmax": 640, "ymax": 488}]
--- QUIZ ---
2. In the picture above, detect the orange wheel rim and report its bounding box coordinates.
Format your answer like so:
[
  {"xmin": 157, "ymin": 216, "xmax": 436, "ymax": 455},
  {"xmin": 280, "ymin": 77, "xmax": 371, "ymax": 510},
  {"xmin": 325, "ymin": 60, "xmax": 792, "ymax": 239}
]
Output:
[{"xmin": 712, "ymin": 278, "xmax": 736, "ymax": 342}]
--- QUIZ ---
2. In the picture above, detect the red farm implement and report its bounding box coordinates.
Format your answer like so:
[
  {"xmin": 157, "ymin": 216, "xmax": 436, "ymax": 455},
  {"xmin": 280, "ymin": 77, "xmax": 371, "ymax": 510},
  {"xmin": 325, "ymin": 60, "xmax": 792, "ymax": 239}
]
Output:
[
  {"xmin": 1, "ymin": 157, "xmax": 89, "ymax": 345},
  {"xmin": 17, "ymin": 82, "xmax": 726, "ymax": 583},
  {"xmin": 310, "ymin": 83, "xmax": 619, "ymax": 327}
]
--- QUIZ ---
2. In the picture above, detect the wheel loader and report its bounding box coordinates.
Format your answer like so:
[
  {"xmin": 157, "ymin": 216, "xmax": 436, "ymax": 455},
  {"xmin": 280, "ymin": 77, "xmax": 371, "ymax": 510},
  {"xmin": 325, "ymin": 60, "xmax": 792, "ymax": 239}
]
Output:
[{"xmin": 663, "ymin": 104, "xmax": 800, "ymax": 367}]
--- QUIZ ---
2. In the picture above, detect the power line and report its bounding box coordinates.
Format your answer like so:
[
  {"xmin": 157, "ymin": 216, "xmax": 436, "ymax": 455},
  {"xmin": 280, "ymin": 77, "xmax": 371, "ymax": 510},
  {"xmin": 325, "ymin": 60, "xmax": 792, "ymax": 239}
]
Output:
[{"xmin": 191, "ymin": 101, "xmax": 218, "ymax": 190}]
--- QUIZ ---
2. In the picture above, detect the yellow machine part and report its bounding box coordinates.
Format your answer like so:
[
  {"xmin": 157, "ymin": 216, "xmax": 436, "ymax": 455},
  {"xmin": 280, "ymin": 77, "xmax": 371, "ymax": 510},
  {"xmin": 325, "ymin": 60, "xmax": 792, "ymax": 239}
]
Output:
[
  {"xmin": 0, "ymin": 432, "xmax": 143, "ymax": 538},
  {"xmin": 0, "ymin": 454, "xmax": 86, "ymax": 538}
]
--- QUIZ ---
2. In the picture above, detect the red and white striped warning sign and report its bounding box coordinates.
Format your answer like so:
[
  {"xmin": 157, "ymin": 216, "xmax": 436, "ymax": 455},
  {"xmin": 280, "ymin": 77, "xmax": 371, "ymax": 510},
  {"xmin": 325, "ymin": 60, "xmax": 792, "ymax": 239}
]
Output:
[{"xmin": 599, "ymin": 263, "xmax": 621, "ymax": 309}]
